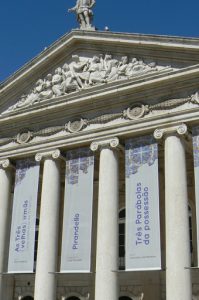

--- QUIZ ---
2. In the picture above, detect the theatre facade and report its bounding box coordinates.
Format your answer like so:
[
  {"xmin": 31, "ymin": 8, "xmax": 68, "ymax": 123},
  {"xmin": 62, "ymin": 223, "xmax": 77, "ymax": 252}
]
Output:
[{"xmin": 1, "ymin": 29, "xmax": 199, "ymax": 300}]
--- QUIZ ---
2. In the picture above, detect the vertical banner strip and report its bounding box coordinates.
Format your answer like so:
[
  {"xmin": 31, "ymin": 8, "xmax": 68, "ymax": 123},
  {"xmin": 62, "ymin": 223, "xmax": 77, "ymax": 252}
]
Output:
[
  {"xmin": 125, "ymin": 136, "xmax": 161, "ymax": 270},
  {"xmin": 61, "ymin": 148, "xmax": 94, "ymax": 272},
  {"xmin": 8, "ymin": 159, "xmax": 40, "ymax": 273},
  {"xmin": 192, "ymin": 127, "xmax": 199, "ymax": 264}
]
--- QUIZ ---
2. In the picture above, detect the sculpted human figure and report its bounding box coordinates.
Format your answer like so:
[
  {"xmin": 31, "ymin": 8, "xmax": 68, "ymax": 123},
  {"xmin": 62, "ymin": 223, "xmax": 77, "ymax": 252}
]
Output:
[
  {"xmin": 69, "ymin": 55, "xmax": 89, "ymax": 88},
  {"xmin": 38, "ymin": 74, "xmax": 53, "ymax": 100},
  {"xmin": 52, "ymin": 68, "xmax": 64, "ymax": 97},
  {"xmin": 103, "ymin": 54, "xmax": 119, "ymax": 80},
  {"xmin": 6, "ymin": 78, "xmax": 43, "ymax": 113},
  {"xmin": 25, "ymin": 79, "xmax": 45, "ymax": 105},
  {"xmin": 126, "ymin": 57, "xmax": 139, "ymax": 77},
  {"xmin": 107, "ymin": 56, "xmax": 129, "ymax": 81},
  {"xmin": 88, "ymin": 55, "xmax": 106, "ymax": 85},
  {"xmin": 62, "ymin": 63, "xmax": 80, "ymax": 93},
  {"xmin": 5, "ymin": 94, "xmax": 29, "ymax": 113},
  {"xmin": 68, "ymin": 0, "xmax": 96, "ymax": 29}
]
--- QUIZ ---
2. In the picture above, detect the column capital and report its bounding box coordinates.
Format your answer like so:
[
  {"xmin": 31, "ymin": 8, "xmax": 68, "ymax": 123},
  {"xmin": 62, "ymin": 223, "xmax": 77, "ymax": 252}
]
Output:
[
  {"xmin": 35, "ymin": 149, "xmax": 65, "ymax": 162},
  {"xmin": 90, "ymin": 137, "xmax": 124, "ymax": 152},
  {"xmin": 154, "ymin": 123, "xmax": 192, "ymax": 154},
  {"xmin": 0, "ymin": 159, "xmax": 14, "ymax": 170},
  {"xmin": 154, "ymin": 123, "xmax": 191, "ymax": 141}
]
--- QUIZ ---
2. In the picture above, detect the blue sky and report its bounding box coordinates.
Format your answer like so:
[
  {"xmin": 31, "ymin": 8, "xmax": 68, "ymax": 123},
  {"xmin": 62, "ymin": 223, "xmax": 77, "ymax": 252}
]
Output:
[{"xmin": 0, "ymin": 0, "xmax": 199, "ymax": 83}]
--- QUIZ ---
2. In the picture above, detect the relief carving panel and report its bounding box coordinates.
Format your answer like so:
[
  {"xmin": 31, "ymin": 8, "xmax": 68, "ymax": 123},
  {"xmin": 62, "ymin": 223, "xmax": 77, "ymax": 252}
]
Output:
[{"xmin": 2, "ymin": 54, "xmax": 173, "ymax": 116}]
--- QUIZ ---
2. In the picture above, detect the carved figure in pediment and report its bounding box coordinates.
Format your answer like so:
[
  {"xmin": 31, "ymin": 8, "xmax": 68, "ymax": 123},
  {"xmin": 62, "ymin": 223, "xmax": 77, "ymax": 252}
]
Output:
[
  {"xmin": 37, "ymin": 74, "xmax": 54, "ymax": 100},
  {"xmin": 52, "ymin": 68, "xmax": 64, "ymax": 97},
  {"xmin": 62, "ymin": 63, "xmax": 80, "ymax": 93},
  {"xmin": 107, "ymin": 55, "xmax": 129, "ymax": 82},
  {"xmin": 88, "ymin": 55, "xmax": 106, "ymax": 84},
  {"xmin": 68, "ymin": 0, "xmax": 96, "ymax": 29},
  {"xmin": 125, "ymin": 57, "xmax": 139, "ymax": 76},
  {"xmin": 5, "ymin": 94, "xmax": 28, "ymax": 113},
  {"xmin": 103, "ymin": 54, "xmax": 119, "ymax": 81},
  {"xmin": 104, "ymin": 54, "xmax": 115, "ymax": 73},
  {"xmin": 125, "ymin": 58, "xmax": 157, "ymax": 77},
  {"xmin": 70, "ymin": 55, "xmax": 90, "ymax": 88}
]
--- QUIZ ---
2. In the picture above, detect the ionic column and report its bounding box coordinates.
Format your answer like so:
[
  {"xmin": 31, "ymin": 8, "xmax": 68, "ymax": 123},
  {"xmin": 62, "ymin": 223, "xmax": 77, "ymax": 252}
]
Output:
[
  {"xmin": 154, "ymin": 124, "xmax": 192, "ymax": 300},
  {"xmin": 34, "ymin": 150, "xmax": 62, "ymax": 300},
  {"xmin": 91, "ymin": 137, "xmax": 121, "ymax": 300},
  {"xmin": 0, "ymin": 159, "xmax": 14, "ymax": 300}
]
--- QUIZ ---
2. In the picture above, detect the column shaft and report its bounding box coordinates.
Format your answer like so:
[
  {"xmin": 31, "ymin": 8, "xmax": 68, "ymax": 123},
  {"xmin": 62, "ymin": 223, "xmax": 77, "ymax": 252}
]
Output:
[
  {"xmin": 0, "ymin": 165, "xmax": 13, "ymax": 300},
  {"xmin": 165, "ymin": 134, "xmax": 192, "ymax": 300},
  {"xmin": 95, "ymin": 147, "xmax": 119, "ymax": 300},
  {"xmin": 34, "ymin": 158, "xmax": 60, "ymax": 300}
]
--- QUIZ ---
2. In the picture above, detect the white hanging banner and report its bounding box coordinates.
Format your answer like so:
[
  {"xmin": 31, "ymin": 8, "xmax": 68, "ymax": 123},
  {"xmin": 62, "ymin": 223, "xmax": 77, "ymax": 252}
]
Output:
[
  {"xmin": 125, "ymin": 136, "xmax": 161, "ymax": 271},
  {"xmin": 8, "ymin": 159, "xmax": 40, "ymax": 273},
  {"xmin": 61, "ymin": 148, "xmax": 94, "ymax": 273},
  {"xmin": 192, "ymin": 127, "xmax": 199, "ymax": 263}
]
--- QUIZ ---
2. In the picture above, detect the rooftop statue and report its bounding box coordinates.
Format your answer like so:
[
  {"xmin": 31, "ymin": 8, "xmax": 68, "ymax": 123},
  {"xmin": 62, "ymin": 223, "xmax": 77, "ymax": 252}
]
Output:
[{"xmin": 68, "ymin": 0, "xmax": 96, "ymax": 30}]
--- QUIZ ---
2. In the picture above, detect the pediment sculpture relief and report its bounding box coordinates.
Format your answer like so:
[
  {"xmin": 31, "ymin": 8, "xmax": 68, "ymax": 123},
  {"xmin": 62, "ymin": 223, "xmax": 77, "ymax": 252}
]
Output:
[{"xmin": 2, "ymin": 54, "xmax": 172, "ymax": 115}]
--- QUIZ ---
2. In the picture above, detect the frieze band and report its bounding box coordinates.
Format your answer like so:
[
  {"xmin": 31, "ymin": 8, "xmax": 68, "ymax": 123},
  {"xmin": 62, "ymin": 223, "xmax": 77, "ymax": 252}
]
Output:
[{"xmin": 0, "ymin": 92, "xmax": 199, "ymax": 148}]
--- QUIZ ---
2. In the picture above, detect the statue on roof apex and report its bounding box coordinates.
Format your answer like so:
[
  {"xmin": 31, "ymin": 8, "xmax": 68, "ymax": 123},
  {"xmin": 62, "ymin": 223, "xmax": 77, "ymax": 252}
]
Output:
[{"xmin": 68, "ymin": 0, "xmax": 96, "ymax": 30}]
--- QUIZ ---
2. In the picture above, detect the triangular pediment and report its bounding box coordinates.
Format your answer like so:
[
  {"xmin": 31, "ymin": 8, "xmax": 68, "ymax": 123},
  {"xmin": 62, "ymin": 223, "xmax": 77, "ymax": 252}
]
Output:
[{"xmin": 1, "ymin": 30, "xmax": 199, "ymax": 118}]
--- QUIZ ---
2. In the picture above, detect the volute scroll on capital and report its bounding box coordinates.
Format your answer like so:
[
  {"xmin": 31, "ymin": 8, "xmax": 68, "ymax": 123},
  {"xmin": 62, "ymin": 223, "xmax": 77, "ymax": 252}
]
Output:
[
  {"xmin": 90, "ymin": 137, "xmax": 124, "ymax": 152},
  {"xmin": 153, "ymin": 123, "xmax": 191, "ymax": 141},
  {"xmin": 0, "ymin": 159, "xmax": 14, "ymax": 170},
  {"xmin": 35, "ymin": 149, "xmax": 66, "ymax": 162}
]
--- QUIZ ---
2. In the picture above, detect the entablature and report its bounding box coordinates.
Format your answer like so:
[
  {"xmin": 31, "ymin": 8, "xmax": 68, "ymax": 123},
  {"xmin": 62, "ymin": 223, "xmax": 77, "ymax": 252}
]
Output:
[{"xmin": 1, "ymin": 31, "xmax": 199, "ymax": 159}]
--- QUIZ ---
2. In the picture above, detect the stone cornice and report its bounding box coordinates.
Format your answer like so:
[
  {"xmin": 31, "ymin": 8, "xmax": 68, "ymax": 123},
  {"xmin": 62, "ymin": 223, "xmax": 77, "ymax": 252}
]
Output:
[{"xmin": 1, "ymin": 30, "xmax": 199, "ymax": 92}]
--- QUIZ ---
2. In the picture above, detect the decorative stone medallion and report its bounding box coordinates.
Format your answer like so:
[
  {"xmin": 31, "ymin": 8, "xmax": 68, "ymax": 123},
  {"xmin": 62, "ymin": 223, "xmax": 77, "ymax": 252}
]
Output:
[
  {"xmin": 124, "ymin": 103, "xmax": 146, "ymax": 120},
  {"xmin": 66, "ymin": 119, "xmax": 87, "ymax": 133},
  {"xmin": 16, "ymin": 130, "xmax": 33, "ymax": 144}
]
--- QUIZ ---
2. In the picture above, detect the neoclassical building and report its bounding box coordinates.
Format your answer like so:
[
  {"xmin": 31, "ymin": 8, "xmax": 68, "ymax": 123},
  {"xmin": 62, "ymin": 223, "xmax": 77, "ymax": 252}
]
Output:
[{"xmin": 1, "ymin": 26, "xmax": 199, "ymax": 300}]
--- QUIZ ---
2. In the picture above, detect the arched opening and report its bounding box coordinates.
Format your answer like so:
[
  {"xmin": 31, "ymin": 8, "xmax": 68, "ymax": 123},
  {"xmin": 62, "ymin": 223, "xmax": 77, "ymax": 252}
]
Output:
[
  {"xmin": 22, "ymin": 296, "xmax": 34, "ymax": 300},
  {"xmin": 66, "ymin": 297, "xmax": 80, "ymax": 300},
  {"xmin": 119, "ymin": 297, "xmax": 132, "ymax": 300}
]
